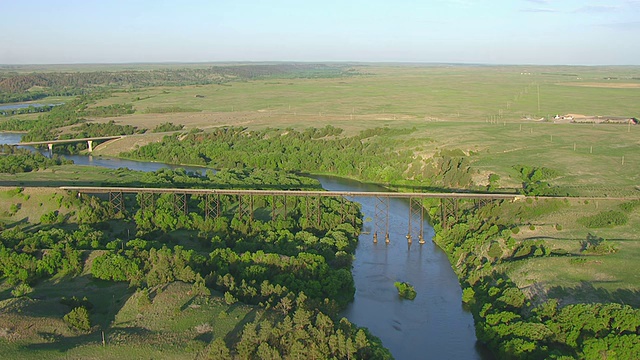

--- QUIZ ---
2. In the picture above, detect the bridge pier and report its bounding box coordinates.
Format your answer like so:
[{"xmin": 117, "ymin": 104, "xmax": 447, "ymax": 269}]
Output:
[
  {"xmin": 271, "ymin": 195, "xmax": 288, "ymax": 221},
  {"xmin": 237, "ymin": 194, "xmax": 253, "ymax": 222},
  {"xmin": 87, "ymin": 140, "xmax": 93, "ymax": 153},
  {"xmin": 47, "ymin": 143, "xmax": 53, "ymax": 157},
  {"xmin": 205, "ymin": 193, "xmax": 221, "ymax": 219},
  {"xmin": 408, "ymin": 197, "xmax": 425, "ymax": 244},
  {"xmin": 374, "ymin": 196, "xmax": 390, "ymax": 244},
  {"xmin": 173, "ymin": 193, "xmax": 188, "ymax": 216},
  {"xmin": 305, "ymin": 195, "xmax": 321, "ymax": 229},
  {"xmin": 139, "ymin": 192, "xmax": 155, "ymax": 210},
  {"xmin": 440, "ymin": 198, "xmax": 459, "ymax": 230},
  {"xmin": 109, "ymin": 191, "xmax": 124, "ymax": 214}
]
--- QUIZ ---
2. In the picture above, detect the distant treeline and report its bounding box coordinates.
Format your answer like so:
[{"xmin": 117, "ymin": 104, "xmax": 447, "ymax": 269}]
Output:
[{"xmin": 0, "ymin": 64, "xmax": 359, "ymax": 103}]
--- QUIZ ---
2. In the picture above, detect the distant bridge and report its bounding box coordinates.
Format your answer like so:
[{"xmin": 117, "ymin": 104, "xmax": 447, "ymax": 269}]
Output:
[
  {"xmin": 61, "ymin": 186, "xmax": 524, "ymax": 245},
  {"xmin": 7, "ymin": 136, "xmax": 125, "ymax": 153}
]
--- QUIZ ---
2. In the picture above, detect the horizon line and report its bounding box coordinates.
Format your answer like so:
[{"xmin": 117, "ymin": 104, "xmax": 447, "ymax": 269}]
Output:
[{"xmin": 1, "ymin": 60, "xmax": 639, "ymax": 68}]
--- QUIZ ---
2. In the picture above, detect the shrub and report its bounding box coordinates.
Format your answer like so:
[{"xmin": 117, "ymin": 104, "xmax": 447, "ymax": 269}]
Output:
[
  {"xmin": 578, "ymin": 210, "xmax": 628, "ymax": 228},
  {"xmin": 11, "ymin": 283, "xmax": 32, "ymax": 297},
  {"xmin": 570, "ymin": 257, "xmax": 587, "ymax": 265},
  {"xmin": 555, "ymin": 224, "xmax": 563, "ymax": 231},
  {"xmin": 581, "ymin": 235, "xmax": 618, "ymax": 255},
  {"xmin": 64, "ymin": 307, "xmax": 91, "ymax": 332},
  {"xmin": 394, "ymin": 281, "xmax": 417, "ymax": 300},
  {"xmin": 462, "ymin": 287, "xmax": 475, "ymax": 304},
  {"xmin": 619, "ymin": 200, "xmax": 640, "ymax": 213},
  {"xmin": 529, "ymin": 224, "xmax": 535, "ymax": 231},
  {"xmin": 511, "ymin": 227, "xmax": 520, "ymax": 234},
  {"xmin": 224, "ymin": 291, "xmax": 237, "ymax": 305},
  {"xmin": 60, "ymin": 296, "xmax": 94, "ymax": 310},
  {"xmin": 487, "ymin": 242, "xmax": 503, "ymax": 259},
  {"xmin": 40, "ymin": 210, "xmax": 64, "ymax": 224}
]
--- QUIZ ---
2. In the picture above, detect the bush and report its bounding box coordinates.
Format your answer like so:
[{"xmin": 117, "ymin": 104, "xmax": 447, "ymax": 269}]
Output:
[
  {"xmin": 619, "ymin": 200, "xmax": 640, "ymax": 213},
  {"xmin": 529, "ymin": 224, "xmax": 535, "ymax": 231},
  {"xmin": 40, "ymin": 210, "xmax": 64, "ymax": 224},
  {"xmin": 487, "ymin": 242, "xmax": 503, "ymax": 259},
  {"xmin": 11, "ymin": 283, "xmax": 33, "ymax": 297},
  {"xmin": 64, "ymin": 307, "xmax": 91, "ymax": 332},
  {"xmin": 511, "ymin": 227, "xmax": 520, "ymax": 234},
  {"xmin": 462, "ymin": 287, "xmax": 475, "ymax": 304},
  {"xmin": 555, "ymin": 224, "xmax": 563, "ymax": 231},
  {"xmin": 394, "ymin": 281, "xmax": 417, "ymax": 300},
  {"xmin": 578, "ymin": 211, "xmax": 628, "ymax": 228},
  {"xmin": 60, "ymin": 296, "xmax": 94, "ymax": 310},
  {"xmin": 224, "ymin": 291, "xmax": 237, "ymax": 305}
]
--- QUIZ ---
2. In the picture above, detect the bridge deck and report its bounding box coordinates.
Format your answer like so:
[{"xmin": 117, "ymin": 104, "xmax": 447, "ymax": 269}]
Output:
[
  {"xmin": 60, "ymin": 186, "xmax": 522, "ymax": 199},
  {"xmin": 8, "ymin": 136, "xmax": 125, "ymax": 146},
  {"xmin": 58, "ymin": 186, "xmax": 640, "ymax": 201}
]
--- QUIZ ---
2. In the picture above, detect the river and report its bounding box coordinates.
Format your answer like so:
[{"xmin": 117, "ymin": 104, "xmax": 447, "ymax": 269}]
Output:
[{"xmin": 0, "ymin": 132, "xmax": 486, "ymax": 359}]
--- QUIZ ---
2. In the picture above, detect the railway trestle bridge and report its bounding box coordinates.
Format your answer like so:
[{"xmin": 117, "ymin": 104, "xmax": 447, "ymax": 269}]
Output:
[{"xmin": 61, "ymin": 186, "xmax": 523, "ymax": 245}]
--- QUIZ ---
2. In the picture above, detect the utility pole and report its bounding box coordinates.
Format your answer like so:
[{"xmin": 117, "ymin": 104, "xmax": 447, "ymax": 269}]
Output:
[{"xmin": 537, "ymin": 84, "xmax": 541, "ymax": 115}]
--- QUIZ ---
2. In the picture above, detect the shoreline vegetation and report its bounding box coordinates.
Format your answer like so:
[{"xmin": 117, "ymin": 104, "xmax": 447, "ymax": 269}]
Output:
[{"xmin": 1, "ymin": 63, "xmax": 640, "ymax": 358}]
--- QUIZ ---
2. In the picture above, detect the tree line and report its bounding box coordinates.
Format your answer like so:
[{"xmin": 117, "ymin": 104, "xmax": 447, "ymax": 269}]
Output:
[{"xmin": 432, "ymin": 198, "xmax": 640, "ymax": 358}]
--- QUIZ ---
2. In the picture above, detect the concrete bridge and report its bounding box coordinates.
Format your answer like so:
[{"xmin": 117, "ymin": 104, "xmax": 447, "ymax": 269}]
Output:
[
  {"xmin": 61, "ymin": 186, "xmax": 524, "ymax": 245},
  {"xmin": 9, "ymin": 135, "xmax": 125, "ymax": 153}
]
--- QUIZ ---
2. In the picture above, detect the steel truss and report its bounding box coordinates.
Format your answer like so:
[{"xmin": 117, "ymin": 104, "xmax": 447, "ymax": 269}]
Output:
[
  {"xmin": 109, "ymin": 191, "xmax": 124, "ymax": 214},
  {"xmin": 408, "ymin": 197, "xmax": 425, "ymax": 244}
]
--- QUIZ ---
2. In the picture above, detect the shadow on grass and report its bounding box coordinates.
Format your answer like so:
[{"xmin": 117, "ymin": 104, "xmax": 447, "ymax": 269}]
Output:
[
  {"xmin": 26, "ymin": 327, "xmax": 153, "ymax": 353},
  {"xmin": 224, "ymin": 307, "xmax": 259, "ymax": 346},
  {"xmin": 548, "ymin": 280, "xmax": 640, "ymax": 307}
]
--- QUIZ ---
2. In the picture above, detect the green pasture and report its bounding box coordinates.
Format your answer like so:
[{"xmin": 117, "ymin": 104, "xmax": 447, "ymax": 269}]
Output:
[{"xmin": 92, "ymin": 65, "xmax": 639, "ymax": 122}]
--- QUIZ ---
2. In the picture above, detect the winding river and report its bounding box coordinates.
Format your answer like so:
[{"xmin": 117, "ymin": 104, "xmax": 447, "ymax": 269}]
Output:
[{"xmin": 0, "ymin": 132, "xmax": 487, "ymax": 359}]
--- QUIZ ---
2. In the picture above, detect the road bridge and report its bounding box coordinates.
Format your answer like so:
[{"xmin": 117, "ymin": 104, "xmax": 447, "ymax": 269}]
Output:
[
  {"xmin": 7, "ymin": 135, "xmax": 125, "ymax": 153},
  {"xmin": 61, "ymin": 186, "xmax": 528, "ymax": 245}
]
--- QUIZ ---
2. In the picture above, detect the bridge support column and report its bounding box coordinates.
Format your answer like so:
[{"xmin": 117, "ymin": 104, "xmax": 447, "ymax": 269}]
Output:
[
  {"xmin": 271, "ymin": 195, "xmax": 288, "ymax": 221},
  {"xmin": 109, "ymin": 191, "xmax": 124, "ymax": 214},
  {"xmin": 173, "ymin": 193, "xmax": 188, "ymax": 216},
  {"xmin": 87, "ymin": 140, "xmax": 93, "ymax": 153},
  {"xmin": 440, "ymin": 198, "xmax": 459, "ymax": 230},
  {"xmin": 47, "ymin": 143, "xmax": 53, "ymax": 157},
  {"xmin": 205, "ymin": 194, "xmax": 221, "ymax": 219},
  {"xmin": 139, "ymin": 192, "xmax": 155, "ymax": 211},
  {"xmin": 473, "ymin": 198, "xmax": 494, "ymax": 210},
  {"xmin": 408, "ymin": 197, "xmax": 425, "ymax": 244},
  {"xmin": 237, "ymin": 194, "xmax": 253, "ymax": 222},
  {"xmin": 340, "ymin": 197, "xmax": 357, "ymax": 227},
  {"xmin": 374, "ymin": 196, "xmax": 390, "ymax": 244},
  {"xmin": 304, "ymin": 196, "xmax": 321, "ymax": 229}
]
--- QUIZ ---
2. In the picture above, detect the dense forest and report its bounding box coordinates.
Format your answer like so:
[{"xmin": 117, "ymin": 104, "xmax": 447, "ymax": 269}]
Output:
[
  {"xmin": 122, "ymin": 125, "xmax": 477, "ymax": 190},
  {"xmin": 0, "ymin": 167, "xmax": 391, "ymax": 358}
]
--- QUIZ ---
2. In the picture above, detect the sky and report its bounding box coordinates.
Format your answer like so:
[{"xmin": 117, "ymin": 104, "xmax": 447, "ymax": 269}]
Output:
[{"xmin": 1, "ymin": 0, "xmax": 639, "ymax": 65}]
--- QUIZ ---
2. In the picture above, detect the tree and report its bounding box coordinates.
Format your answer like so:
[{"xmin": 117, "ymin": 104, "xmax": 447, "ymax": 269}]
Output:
[
  {"xmin": 64, "ymin": 307, "xmax": 91, "ymax": 332},
  {"xmin": 208, "ymin": 337, "xmax": 231, "ymax": 360}
]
